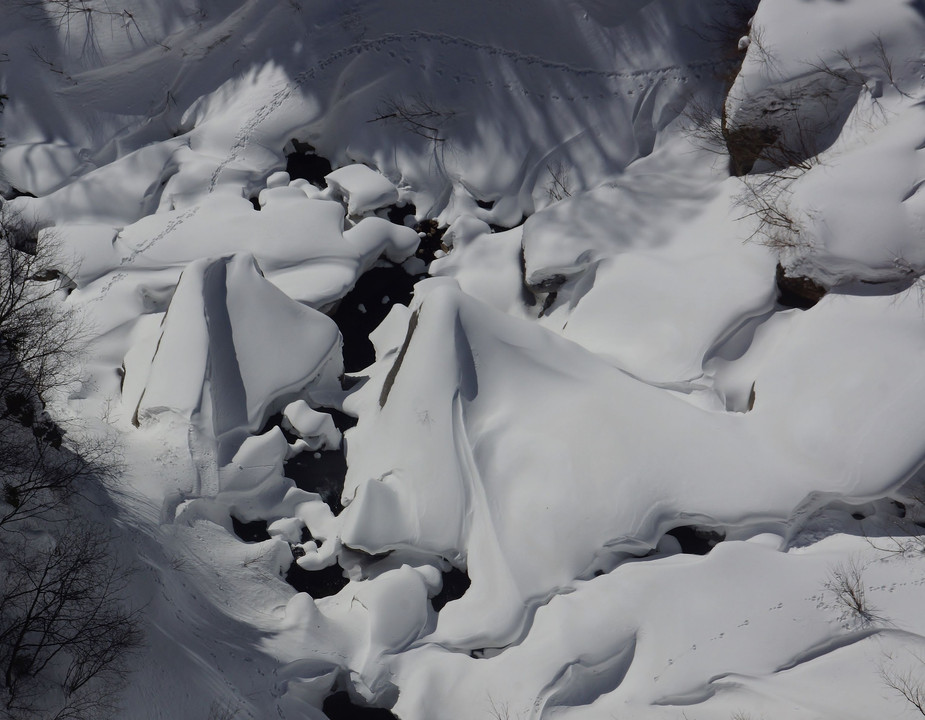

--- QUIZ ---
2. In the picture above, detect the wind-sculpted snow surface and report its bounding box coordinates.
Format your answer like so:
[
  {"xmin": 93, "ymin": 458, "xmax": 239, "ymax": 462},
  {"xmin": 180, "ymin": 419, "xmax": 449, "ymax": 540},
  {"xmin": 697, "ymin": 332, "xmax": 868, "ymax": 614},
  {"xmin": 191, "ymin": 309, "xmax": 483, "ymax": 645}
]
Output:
[
  {"xmin": 126, "ymin": 253, "xmax": 343, "ymax": 462},
  {"xmin": 3, "ymin": 0, "xmax": 925, "ymax": 717},
  {"xmin": 341, "ymin": 280, "xmax": 925, "ymax": 648}
]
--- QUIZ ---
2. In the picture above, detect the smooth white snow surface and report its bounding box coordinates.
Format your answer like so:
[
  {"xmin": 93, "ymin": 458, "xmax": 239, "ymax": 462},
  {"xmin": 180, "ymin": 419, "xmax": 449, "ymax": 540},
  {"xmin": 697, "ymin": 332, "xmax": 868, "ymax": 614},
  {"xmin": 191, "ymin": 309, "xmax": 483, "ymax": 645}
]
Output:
[{"xmin": 3, "ymin": 0, "xmax": 925, "ymax": 717}]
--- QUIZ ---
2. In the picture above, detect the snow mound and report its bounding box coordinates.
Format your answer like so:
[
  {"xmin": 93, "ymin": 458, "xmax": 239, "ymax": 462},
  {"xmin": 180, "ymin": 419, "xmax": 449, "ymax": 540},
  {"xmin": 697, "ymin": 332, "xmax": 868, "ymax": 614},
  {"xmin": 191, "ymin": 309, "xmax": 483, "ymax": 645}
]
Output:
[
  {"xmin": 340, "ymin": 279, "xmax": 925, "ymax": 649},
  {"xmin": 325, "ymin": 164, "xmax": 399, "ymax": 216},
  {"xmin": 126, "ymin": 253, "xmax": 342, "ymax": 462}
]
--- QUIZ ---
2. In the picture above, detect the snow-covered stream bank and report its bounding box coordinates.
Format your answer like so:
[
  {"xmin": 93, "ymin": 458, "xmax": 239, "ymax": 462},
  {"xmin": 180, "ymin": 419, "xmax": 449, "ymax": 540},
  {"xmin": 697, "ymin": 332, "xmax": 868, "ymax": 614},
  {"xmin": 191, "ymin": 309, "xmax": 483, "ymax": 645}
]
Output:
[{"xmin": 3, "ymin": 0, "xmax": 925, "ymax": 717}]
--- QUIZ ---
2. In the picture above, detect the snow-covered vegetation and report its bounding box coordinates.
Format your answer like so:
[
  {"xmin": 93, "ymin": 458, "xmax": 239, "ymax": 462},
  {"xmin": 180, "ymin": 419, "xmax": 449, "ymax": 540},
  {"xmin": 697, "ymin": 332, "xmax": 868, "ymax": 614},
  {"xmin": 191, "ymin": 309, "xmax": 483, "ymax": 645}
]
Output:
[{"xmin": 2, "ymin": 0, "xmax": 925, "ymax": 717}]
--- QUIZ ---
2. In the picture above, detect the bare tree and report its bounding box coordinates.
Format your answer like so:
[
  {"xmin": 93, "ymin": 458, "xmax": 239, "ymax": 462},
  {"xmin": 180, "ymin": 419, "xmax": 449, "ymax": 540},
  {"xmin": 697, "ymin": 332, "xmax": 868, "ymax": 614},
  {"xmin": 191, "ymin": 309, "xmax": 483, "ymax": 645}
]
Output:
[
  {"xmin": 0, "ymin": 521, "xmax": 143, "ymax": 719},
  {"xmin": 0, "ymin": 207, "xmax": 82, "ymax": 402},
  {"xmin": 0, "ymin": 425, "xmax": 118, "ymax": 528},
  {"xmin": 0, "ymin": 206, "xmax": 103, "ymax": 528}
]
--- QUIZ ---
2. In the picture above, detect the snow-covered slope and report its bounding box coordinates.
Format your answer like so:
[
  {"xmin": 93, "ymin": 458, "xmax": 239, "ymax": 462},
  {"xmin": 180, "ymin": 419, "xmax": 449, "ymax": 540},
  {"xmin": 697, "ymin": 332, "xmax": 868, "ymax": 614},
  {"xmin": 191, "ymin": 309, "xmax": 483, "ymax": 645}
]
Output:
[{"xmin": 3, "ymin": 0, "xmax": 925, "ymax": 717}]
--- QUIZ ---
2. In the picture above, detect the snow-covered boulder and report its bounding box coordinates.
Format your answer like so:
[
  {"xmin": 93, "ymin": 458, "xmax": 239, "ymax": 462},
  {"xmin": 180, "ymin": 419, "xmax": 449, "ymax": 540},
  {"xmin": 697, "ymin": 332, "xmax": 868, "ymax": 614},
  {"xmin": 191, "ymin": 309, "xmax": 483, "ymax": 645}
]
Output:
[
  {"xmin": 325, "ymin": 165, "xmax": 399, "ymax": 216},
  {"xmin": 126, "ymin": 253, "xmax": 342, "ymax": 461}
]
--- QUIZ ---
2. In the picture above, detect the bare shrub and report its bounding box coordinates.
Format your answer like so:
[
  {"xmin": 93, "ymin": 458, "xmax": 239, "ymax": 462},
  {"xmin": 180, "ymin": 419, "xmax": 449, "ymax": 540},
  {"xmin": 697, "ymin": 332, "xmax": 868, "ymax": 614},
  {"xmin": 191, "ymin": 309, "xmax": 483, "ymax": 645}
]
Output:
[
  {"xmin": 881, "ymin": 652, "xmax": 925, "ymax": 717},
  {"xmin": 734, "ymin": 168, "xmax": 809, "ymax": 250},
  {"xmin": 369, "ymin": 94, "xmax": 455, "ymax": 143},
  {"xmin": 545, "ymin": 161, "xmax": 572, "ymax": 203},
  {"xmin": 824, "ymin": 558, "xmax": 880, "ymax": 627}
]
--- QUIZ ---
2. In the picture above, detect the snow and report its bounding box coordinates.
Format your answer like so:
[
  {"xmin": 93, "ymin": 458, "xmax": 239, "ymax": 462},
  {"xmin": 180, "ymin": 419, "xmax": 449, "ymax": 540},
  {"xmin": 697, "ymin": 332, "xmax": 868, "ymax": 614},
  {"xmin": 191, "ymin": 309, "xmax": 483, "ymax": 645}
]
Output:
[
  {"xmin": 3, "ymin": 0, "xmax": 925, "ymax": 717},
  {"xmin": 283, "ymin": 400, "xmax": 342, "ymax": 451},
  {"xmin": 127, "ymin": 252, "xmax": 343, "ymax": 463},
  {"xmin": 325, "ymin": 164, "xmax": 399, "ymax": 216}
]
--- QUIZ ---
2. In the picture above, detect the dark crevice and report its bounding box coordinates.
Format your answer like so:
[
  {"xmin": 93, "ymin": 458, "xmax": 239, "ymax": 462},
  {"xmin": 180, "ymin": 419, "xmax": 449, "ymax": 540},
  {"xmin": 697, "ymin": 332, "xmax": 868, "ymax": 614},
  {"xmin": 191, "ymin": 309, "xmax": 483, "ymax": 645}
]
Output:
[
  {"xmin": 412, "ymin": 220, "xmax": 448, "ymax": 264},
  {"xmin": 332, "ymin": 265, "xmax": 421, "ymax": 373},
  {"xmin": 259, "ymin": 411, "xmax": 299, "ymax": 442},
  {"xmin": 263, "ymin": 401, "xmax": 355, "ymax": 516},
  {"xmin": 469, "ymin": 647, "xmax": 507, "ymax": 660},
  {"xmin": 322, "ymin": 691, "xmax": 399, "ymax": 720},
  {"xmin": 379, "ymin": 309, "xmax": 419, "ymax": 409},
  {"xmin": 431, "ymin": 566, "xmax": 471, "ymax": 612},
  {"xmin": 285, "ymin": 559, "xmax": 349, "ymax": 598},
  {"xmin": 231, "ymin": 516, "xmax": 270, "ymax": 543},
  {"xmin": 249, "ymin": 196, "xmax": 261, "ymax": 211},
  {"xmin": 321, "ymin": 406, "xmax": 358, "ymax": 434},
  {"xmin": 475, "ymin": 198, "xmax": 495, "ymax": 210},
  {"xmin": 386, "ymin": 202, "xmax": 416, "ymax": 225},
  {"xmin": 1, "ymin": 187, "xmax": 37, "ymax": 200},
  {"xmin": 286, "ymin": 139, "xmax": 333, "ymax": 188},
  {"xmin": 285, "ymin": 447, "xmax": 347, "ymax": 515},
  {"xmin": 489, "ymin": 215, "xmax": 526, "ymax": 234},
  {"xmin": 776, "ymin": 263, "xmax": 827, "ymax": 309},
  {"xmin": 519, "ymin": 247, "xmax": 538, "ymax": 307},
  {"xmin": 665, "ymin": 525, "xmax": 725, "ymax": 555},
  {"xmin": 524, "ymin": 272, "xmax": 566, "ymax": 317}
]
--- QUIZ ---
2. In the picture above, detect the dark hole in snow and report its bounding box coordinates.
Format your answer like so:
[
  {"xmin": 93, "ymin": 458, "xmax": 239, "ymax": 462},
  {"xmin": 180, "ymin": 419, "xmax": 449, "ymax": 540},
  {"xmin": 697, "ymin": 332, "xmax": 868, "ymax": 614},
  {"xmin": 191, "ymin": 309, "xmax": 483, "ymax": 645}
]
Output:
[
  {"xmin": 475, "ymin": 198, "xmax": 494, "ymax": 210},
  {"xmin": 326, "ymin": 407, "xmax": 359, "ymax": 433},
  {"xmin": 260, "ymin": 411, "xmax": 298, "ymax": 442},
  {"xmin": 322, "ymin": 691, "xmax": 398, "ymax": 720},
  {"xmin": 249, "ymin": 196, "xmax": 261, "ymax": 211},
  {"xmin": 775, "ymin": 263, "xmax": 827, "ymax": 309},
  {"xmin": 332, "ymin": 264, "xmax": 419, "ymax": 373},
  {"xmin": 231, "ymin": 516, "xmax": 270, "ymax": 543},
  {"xmin": 286, "ymin": 140, "xmax": 333, "ymax": 188},
  {"xmin": 284, "ymin": 447, "xmax": 347, "ymax": 515},
  {"xmin": 285, "ymin": 560, "xmax": 349, "ymax": 599},
  {"xmin": 851, "ymin": 512, "xmax": 866, "ymax": 520},
  {"xmin": 666, "ymin": 525, "xmax": 725, "ymax": 555},
  {"xmin": 519, "ymin": 247, "xmax": 537, "ymax": 307},
  {"xmin": 300, "ymin": 526, "xmax": 313, "ymax": 544},
  {"xmin": 431, "ymin": 566, "xmax": 471, "ymax": 612},
  {"xmin": 341, "ymin": 374, "xmax": 365, "ymax": 391},
  {"xmin": 386, "ymin": 202, "xmax": 416, "ymax": 225},
  {"xmin": 469, "ymin": 647, "xmax": 506, "ymax": 660},
  {"xmin": 413, "ymin": 219, "xmax": 448, "ymax": 264},
  {"xmin": 277, "ymin": 406, "xmax": 356, "ymax": 516},
  {"xmin": 530, "ymin": 274, "xmax": 567, "ymax": 294},
  {"xmin": 489, "ymin": 216, "xmax": 526, "ymax": 234}
]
